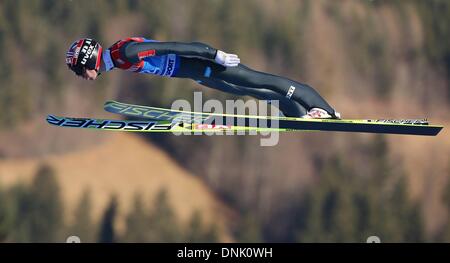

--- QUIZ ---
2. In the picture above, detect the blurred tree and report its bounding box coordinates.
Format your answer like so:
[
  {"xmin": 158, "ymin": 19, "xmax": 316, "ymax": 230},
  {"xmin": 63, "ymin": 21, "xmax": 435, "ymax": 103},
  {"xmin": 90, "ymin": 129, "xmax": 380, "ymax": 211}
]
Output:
[
  {"xmin": 69, "ymin": 188, "xmax": 95, "ymax": 243},
  {"xmin": 413, "ymin": 0, "xmax": 450, "ymax": 99},
  {"xmin": 7, "ymin": 184, "xmax": 31, "ymax": 242},
  {"xmin": 404, "ymin": 203, "xmax": 424, "ymax": 242},
  {"xmin": 185, "ymin": 210, "xmax": 205, "ymax": 243},
  {"xmin": 44, "ymin": 38, "xmax": 64, "ymax": 96},
  {"xmin": 188, "ymin": 0, "xmax": 220, "ymax": 42},
  {"xmin": 353, "ymin": 189, "xmax": 376, "ymax": 241},
  {"xmin": 0, "ymin": 185, "xmax": 14, "ymax": 241},
  {"xmin": 3, "ymin": 0, "xmax": 24, "ymax": 43},
  {"xmin": 123, "ymin": 193, "xmax": 150, "ymax": 242},
  {"xmin": 234, "ymin": 212, "xmax": 263, "ymax": 243},
  {"xmin": 140, "ymin": 0, "xmax": 170, "ymax": 36},
  {"xmin": 108, "ymin": 0, "xmax": 129, "ymax": 14},
  {"xmin": 98, "ymin": 195, "xmax": 118, "ymax": 243},
  {"xmin": 127, "ymin": 0, "xmax": 140, "ymax": 11},
  {"xmin": 364, "ymin": 136, "xmax": 424, "ymax": 242},
  {"xmin": 368, "ymin": 135, "xmax": 392, "ymax": 186},
  {"xmin": 441, "ymin": 169, "xmax": 450, "ymax": 242},
  {"xmin": 298, "ymin": 155, "xmax": 358, "ymax": 242},
  {"xmin": 202, "ymin": 223, "xmax": 220, "ymax": 243},
  {"xmin": 296, "ymin": 145, "xmax": 425, "ymax": 243},
  {"xmin": 379, "ymin": 176, "xmax": 423, "ymax": 242},
  {"xmin": 341, "ymin": 11, "xmax": 393, "ymax": 98},
  {"xmin": 27, "ymin": 164, "xmax": 64, "ymax": 242},
  {"xmin": 185, "ymin": 210, "xmax": 220, "ymax": 242},
  {"xmin": 0, "ymin": 39, "xmax": 19, "ymax": 126},
  {"xmin": 40, "ymin": 0, "xmax": 70, "ymax": 25},
  {"xmin": 147, "ymin": 188, "xmax": 182, "ymax": 242},
  {"xmin": 123, "ymin": 192, "xmax": 218, "ymax": 242}
]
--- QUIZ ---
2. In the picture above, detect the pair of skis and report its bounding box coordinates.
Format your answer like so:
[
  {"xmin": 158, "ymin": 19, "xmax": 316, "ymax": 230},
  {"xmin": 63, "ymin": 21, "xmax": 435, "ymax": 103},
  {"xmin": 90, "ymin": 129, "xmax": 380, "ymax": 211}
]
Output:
[{"xmin": 47, "ymin": 100, "xmax": 443, "ymax": 136}]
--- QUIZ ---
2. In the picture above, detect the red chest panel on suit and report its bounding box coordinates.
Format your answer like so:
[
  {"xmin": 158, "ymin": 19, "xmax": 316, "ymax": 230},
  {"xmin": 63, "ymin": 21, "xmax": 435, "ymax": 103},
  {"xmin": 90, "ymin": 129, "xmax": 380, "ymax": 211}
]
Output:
[{"xmin": 109, "ymin": 37, "xmax": 145, "ymax": 71}]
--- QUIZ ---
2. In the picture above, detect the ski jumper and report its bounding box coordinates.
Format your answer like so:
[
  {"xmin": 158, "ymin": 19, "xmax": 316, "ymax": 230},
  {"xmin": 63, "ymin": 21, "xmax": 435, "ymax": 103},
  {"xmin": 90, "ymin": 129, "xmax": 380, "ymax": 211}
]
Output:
[{"xmin": 102, "ymin": 37, "xmax": 337, "ymax": 117}]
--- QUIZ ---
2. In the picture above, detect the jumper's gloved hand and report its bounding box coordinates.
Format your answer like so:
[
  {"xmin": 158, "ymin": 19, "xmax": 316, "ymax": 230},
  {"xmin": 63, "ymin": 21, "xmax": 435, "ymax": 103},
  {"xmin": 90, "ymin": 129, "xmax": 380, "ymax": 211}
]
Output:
[{"xmin": 214, "ymin": 50, "xmax": 240, "ymax": 67}]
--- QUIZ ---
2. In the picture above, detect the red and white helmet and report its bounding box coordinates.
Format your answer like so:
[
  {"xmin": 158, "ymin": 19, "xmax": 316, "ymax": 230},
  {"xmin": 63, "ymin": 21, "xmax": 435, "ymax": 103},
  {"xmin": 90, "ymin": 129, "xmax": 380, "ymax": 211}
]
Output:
[{"xmin": 66, "ymin": 38, "xmax": 102, "ymax": 75}]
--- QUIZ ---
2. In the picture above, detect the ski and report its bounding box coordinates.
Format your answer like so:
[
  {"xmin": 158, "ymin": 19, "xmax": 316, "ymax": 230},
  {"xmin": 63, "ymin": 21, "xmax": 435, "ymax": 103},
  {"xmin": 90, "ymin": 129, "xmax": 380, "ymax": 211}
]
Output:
[
  {"xmin": 46, "ymin": 115, "xmax": 278, "ymax": 133},
  {"xmin": 103, "ymin": 100, "xmax": 443, "ymax": 136}
]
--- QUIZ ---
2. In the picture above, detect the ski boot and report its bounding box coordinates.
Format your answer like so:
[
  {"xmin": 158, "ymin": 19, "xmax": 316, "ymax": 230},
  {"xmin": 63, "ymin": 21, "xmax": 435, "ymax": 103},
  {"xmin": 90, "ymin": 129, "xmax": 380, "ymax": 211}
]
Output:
[{"xmin": 302, "ymin": 108, "xmax": 341, "ymax": 119}]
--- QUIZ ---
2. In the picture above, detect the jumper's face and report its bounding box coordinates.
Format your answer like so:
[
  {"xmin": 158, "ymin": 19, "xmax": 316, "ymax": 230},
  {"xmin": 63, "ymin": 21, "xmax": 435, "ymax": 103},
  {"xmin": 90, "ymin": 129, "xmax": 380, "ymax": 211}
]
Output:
[{"xmin": 79, "ymin": 68, "xmax": 98, "ymax": 80}]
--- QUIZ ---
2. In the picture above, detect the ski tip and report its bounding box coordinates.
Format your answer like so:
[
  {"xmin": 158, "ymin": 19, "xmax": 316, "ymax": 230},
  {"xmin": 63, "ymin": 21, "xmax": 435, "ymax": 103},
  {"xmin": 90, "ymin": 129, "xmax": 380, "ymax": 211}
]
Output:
[
  {"xmin": 46, "ymin": 114, "xmax": 62, "ymax": 126},
  {"xmin": 104, "ymin": 100, "xmax": 118, "ymax": 106}
]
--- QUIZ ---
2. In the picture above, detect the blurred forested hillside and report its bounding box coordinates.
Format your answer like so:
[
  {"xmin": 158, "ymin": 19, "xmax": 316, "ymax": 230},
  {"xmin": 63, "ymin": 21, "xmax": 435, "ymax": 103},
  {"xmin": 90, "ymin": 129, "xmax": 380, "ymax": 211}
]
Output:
[{"xmin": 0, "ymin": 0, "xmax": 450, "ymax": 242}]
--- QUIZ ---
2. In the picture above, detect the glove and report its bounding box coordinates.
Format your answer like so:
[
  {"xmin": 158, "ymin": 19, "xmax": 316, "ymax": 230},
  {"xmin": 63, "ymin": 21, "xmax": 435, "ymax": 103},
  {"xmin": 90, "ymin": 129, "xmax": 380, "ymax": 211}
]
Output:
[{"xmin": 214, "ymin": 50, "xmax": 241, "ymax": 67}]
